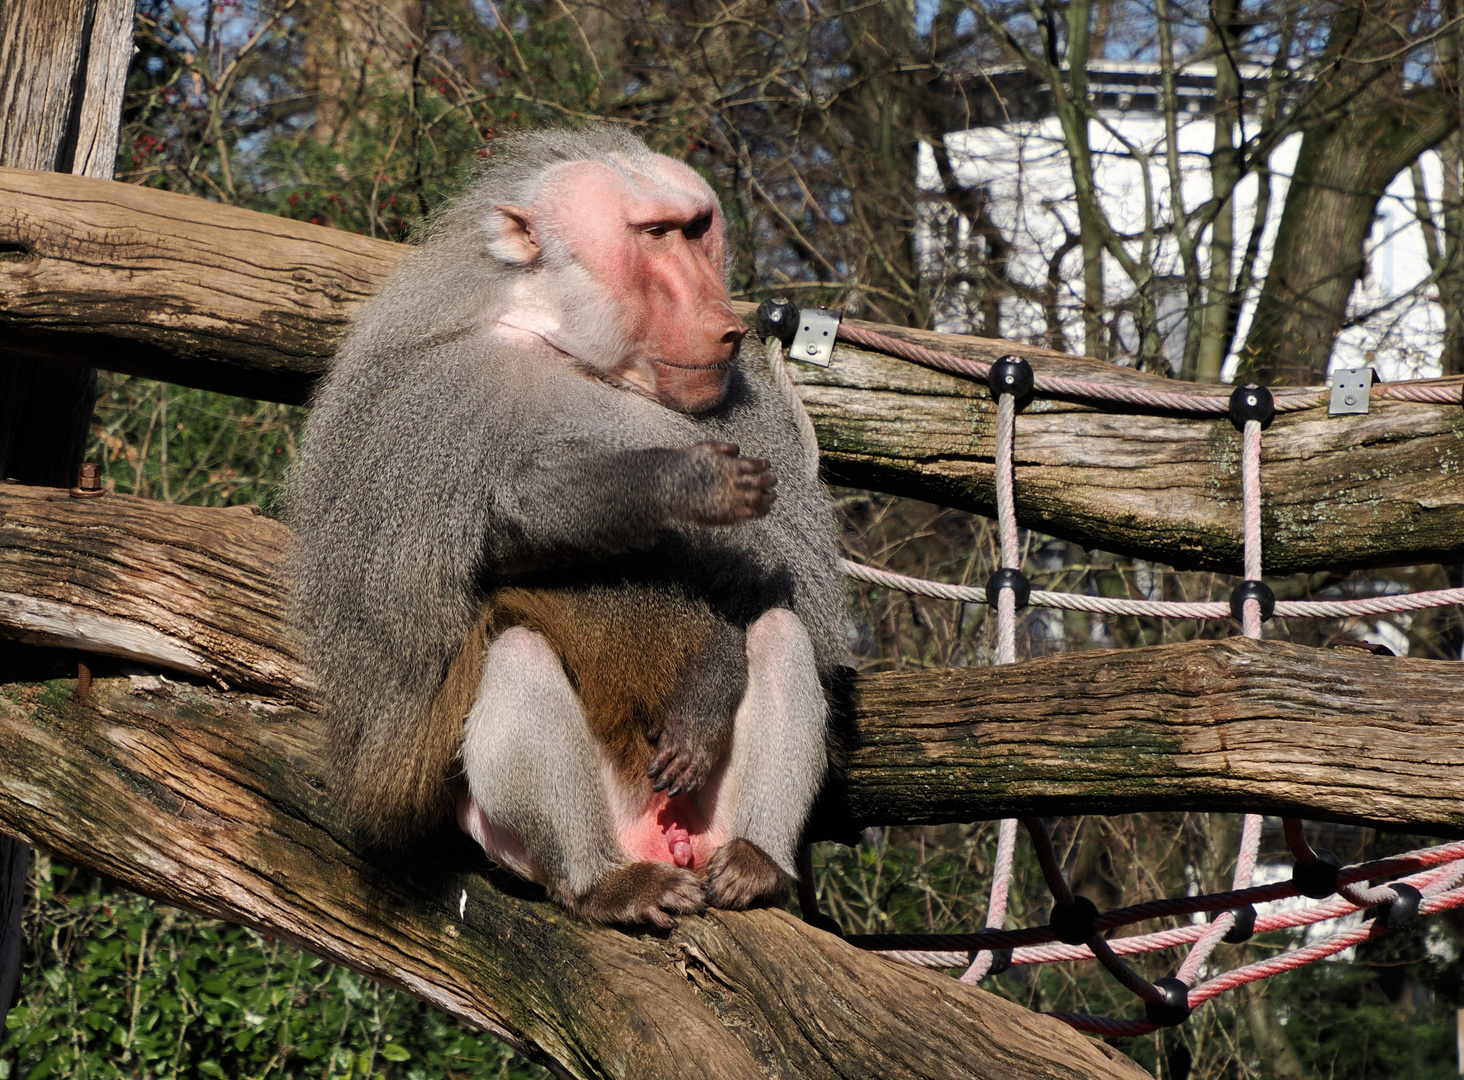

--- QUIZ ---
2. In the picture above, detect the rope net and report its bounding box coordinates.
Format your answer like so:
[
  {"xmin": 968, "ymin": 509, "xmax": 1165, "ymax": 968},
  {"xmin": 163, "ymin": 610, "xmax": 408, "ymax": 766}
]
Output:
[{"xmin": 807, "ymin": 320, "xmax": 1464, "ymax": 1036}]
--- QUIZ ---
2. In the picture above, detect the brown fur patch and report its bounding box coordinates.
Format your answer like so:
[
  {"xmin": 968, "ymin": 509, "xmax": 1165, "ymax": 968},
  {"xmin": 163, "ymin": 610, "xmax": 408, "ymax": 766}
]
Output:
[
  {"xmin": 484, "ymin": 585, "xmax": 722, "ymax": 781},
  {"xmin": 704, "ymin": 838, "xmax": 793, "ymax": 910},
  {"xmin": 356, "ymin": 585, "xmax": 725, "ymax": 843}
]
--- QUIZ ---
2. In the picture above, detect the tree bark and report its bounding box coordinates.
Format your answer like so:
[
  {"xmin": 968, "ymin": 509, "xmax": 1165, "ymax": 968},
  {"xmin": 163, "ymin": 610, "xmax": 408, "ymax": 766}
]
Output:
[
  {"xmin": 0, "ymin": 671, "xmax": 1149, "ymax": 1080},
  {"xmin": 5, "ymin": 483, "xmax": 1464, "ymax": 837},
  {"xmin": 1241, "ymin": 0, "xmax": 1461, "ymax": 384},
  {"xmin": 1, "ymin": 168, "xmax": 1461, "ymax": 575},
  {"xmin": 0, "ymin": 0, "xmax": 133, "ymax": 1034}
]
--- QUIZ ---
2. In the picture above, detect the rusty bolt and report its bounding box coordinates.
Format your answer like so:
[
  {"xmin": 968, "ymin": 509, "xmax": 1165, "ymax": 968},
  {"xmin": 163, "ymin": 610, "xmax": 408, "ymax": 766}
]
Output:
[{"xmin": 70, "ymin": 462, "xmax": 106, "ymax": 499}]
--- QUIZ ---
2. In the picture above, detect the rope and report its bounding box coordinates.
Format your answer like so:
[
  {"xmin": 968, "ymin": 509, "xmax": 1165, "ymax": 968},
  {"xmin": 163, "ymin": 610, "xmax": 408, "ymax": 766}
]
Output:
[
  {"xmin": 850, "ymin": 837, "xmax": 1464, "ymax": 958},
  {"xmin": 821, "ymin": 320, "xmax": 1464, "ymax": 1032},
  {"xmin": 959, "ymin": 387, "xmax": 1023, "ymax": 981},
  {"xmin": 871, "ymin": 857, "xmax": 1464, "ymax": 989},
  {"xmin": 994, "ymin": 391, "xmax": 1020, "ymax": 666},
  {"xmin": 960, "ymin": 817, "xmax": 1017, "ymax": 983},
  {"xmin": 833, "ymin": 321, "xmax": 1461, "ymax": 415},
  {"xmin": 1189, "ymin": 885, "xmax": 1464, "ymax": 1005},
  {"xmin": 840, "ymin": 560, "xmax": 1464, "ymax": 621}
]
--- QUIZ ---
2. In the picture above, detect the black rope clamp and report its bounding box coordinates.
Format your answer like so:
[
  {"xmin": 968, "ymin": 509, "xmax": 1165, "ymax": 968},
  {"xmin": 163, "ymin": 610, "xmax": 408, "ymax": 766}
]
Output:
[
  {"xmin": 1229, "ymin": 383, "xmax": 1274, "ymax": 430},
  {"xmin": 1291, "ymin": 848, "xmax": 1342, "ymax": 899},
  {"xmin": 986, "ymin": 948, "xmax": 1013, "ymax": 976},
  {"xmin": 755, "ymin": 298, "xmax": 800, "ymax": 346},
  {"xmin": 1229, "ymin": 579, "xmax": 1276, "ymax": 623},
  {"xmin": 985, "ymin": 567, "xmax": 1032, "ymax": 611},
  {"xmin": 988, "ymin": 355, "xmax": 1034, "ymax": 404},
  {"xmin": 1145, "ymin": 977, "xmax": 1193, "ymax": 1027},
  {"xmin": 1383, "ymin": 883, "xmax": 1423, "ymax": 932},
  {"xmin": 1048, "ymin": 895, "xmax": 1099, "ymax": 945},
  {"xmin": 1221, "ymin": 903, "xmax": 1257, "ymax": 944}
]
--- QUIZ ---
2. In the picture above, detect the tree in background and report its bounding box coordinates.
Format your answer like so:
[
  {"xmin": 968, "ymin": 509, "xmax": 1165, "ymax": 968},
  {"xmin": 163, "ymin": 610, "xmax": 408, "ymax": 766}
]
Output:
[{"xmin": 943, "ymin": 0, "xmax": 1464, "ymax": 383}]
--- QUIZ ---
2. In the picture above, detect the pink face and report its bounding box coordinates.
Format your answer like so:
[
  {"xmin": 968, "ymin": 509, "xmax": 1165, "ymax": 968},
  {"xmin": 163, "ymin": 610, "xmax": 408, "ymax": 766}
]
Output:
[{"xmin": 543, "ymin": 159, "xmax": 746, "ymax": 413}]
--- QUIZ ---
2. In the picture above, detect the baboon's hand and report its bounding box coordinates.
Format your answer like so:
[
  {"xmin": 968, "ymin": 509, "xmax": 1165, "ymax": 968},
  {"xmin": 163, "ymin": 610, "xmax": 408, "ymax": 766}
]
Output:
[
  {"xmin": 680, "ymin": 441, "xmax": 776, "ymax": 525},
  {"xmin": 646, "ymin": 714, "xmax": 720, "ymax": 798}
]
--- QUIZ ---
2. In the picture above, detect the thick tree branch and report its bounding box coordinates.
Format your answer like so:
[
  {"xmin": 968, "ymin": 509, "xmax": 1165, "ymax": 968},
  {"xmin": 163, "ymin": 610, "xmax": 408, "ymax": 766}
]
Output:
[
  {"xmin": 5, "ymin": 484, "xmax": 1463, "ymax": 837},
  {"xmin": 1, "ymin": 167, "xmax": 1461, "ymax": 574},
  {"xmin": 0, "ymin": 675, "xmax": 1145, "ymax": 1080}
]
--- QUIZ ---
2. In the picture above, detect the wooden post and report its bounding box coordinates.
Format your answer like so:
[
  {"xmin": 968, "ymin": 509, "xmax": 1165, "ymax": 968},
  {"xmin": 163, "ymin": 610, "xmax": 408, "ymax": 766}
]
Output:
[{"xmin": 0, "ymin": 0, "xmax": 134, "ymax": 1033}]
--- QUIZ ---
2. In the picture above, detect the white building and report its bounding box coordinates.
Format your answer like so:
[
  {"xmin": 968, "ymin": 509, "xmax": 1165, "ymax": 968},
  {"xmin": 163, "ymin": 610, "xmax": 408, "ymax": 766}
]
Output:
[{"xmin": 916, "ymin": 61, "xmax": 1447, "ymax": 381}]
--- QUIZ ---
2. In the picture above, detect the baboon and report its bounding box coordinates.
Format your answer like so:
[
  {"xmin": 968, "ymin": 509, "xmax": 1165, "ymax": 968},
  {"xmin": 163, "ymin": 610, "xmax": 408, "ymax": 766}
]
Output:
[{"xmin": 289, "ymin": 127, "xmax": 845, "ymax": 926}]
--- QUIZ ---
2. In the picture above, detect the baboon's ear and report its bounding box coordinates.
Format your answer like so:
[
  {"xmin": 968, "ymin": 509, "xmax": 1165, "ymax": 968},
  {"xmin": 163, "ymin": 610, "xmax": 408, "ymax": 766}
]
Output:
[{"xmin": 488, "ymin": 204, "xmax": 540, "ymax": 264}]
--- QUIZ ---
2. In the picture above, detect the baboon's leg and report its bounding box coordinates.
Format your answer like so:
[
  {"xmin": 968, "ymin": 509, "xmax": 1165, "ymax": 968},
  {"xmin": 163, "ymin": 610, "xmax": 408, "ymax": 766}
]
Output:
[
  {"xmin": 701, "ymin": 608, "xmax": 828, "ymax": 909},
  {"xmin": 459, "ymin": 626, "xmax": 704, "ymax": 927}
]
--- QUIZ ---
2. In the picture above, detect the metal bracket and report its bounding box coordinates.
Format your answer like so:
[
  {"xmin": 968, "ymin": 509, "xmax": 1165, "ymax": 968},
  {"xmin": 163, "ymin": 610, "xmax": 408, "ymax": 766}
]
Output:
[
  {"xmin": 1328, "ymin": 367, "xmax": 1376, "ymax": 415},
  {"xmin": 789, "ymin": 307, "xmax": 842, "ymax": 367}
]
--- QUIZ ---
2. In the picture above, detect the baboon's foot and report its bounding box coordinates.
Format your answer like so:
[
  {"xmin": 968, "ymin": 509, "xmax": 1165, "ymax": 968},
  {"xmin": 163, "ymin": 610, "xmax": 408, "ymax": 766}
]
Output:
[
  {"xmin": 569, "ymin": 862, "xmax": 706, "ymax": 929},
  {"xmin": 704, "ymin": 838, "xmax": 794, "ymax": 910}
]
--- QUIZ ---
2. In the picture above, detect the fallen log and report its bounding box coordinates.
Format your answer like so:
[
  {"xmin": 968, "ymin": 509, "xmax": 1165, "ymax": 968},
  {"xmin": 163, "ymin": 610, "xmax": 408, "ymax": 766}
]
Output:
[
  {"xmin": 2, "ymin": 167, "xmax": 1461, "ymax": 573},
  {"xmin": 0, "ymin": 674, "xmax": 1145, "ymax": 1080},
  {"xmin": 5, "ymin": 483, "xmax": 1462, "ymax": 836}
]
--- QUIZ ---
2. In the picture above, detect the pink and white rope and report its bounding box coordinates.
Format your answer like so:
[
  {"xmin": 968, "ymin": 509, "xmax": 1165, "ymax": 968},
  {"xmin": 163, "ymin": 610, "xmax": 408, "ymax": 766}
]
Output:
[
  {"xmin": 1176, "ymin": 813, "xmax": 1262, "ymax": 985},
  {"xmin": 958, "ymin": 386, "xmax": 1025, "ymax": 982},
  {"xmin": 834, "ymin": 321, "xmax": 1463, "ymax": 416},
  {"xmin": 859, "ymin": 837, "xmax": 1464, "ymax": 956},
  {"xmin": 840, "ymin": 559, "xmax": 1464, "ymax": 621},
  {"xmin": 1240, "ymin": 419, "xmax": 1264, "ymax": 636},
  {"xmin": 994, "ymin": 391, "xmax": 1020, "ymax": 665},
  {"xmin": 830, "ymin": 321, "xmax": 1464, "ymax": 1031},
  {"xmin": 872, "ymin": 856, "xmax": 1464, "ymax": 969},
  {"xmin": 1190, "ymin": 884, "xmax": 1464, "ymax": 1004},
  {"xmin": 960, "ymin": 817, "xmax": 1018, "ymax": 983},
  {"xmin": 891, "ymin": 874, "xmax": 1464, "ymax": 1038}
]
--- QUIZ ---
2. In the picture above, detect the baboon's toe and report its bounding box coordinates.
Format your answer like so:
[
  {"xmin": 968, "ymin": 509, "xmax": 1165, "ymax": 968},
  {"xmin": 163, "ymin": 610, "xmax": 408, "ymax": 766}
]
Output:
[
  {"xmin": 704, "ymin": 838, "xmax": 793, "ymax": 910},
  {"xmin": 572, "ymin": 861, "xmax": 707, "ymax": 927}
]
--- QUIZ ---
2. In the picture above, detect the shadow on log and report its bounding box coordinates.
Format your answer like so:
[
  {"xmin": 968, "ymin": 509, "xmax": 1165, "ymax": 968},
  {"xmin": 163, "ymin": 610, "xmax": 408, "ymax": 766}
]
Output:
[{"xmin": 1, "ymin": 166, "xmax": 1461, "ymax": 574}]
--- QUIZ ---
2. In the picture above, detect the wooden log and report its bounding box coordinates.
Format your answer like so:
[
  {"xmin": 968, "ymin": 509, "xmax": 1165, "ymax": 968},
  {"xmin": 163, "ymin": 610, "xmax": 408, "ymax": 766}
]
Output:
[
  {"xmin": 794, "ymin": 337, "xmax": 1464, "ymax": 574},
  {"xmin": 5, "ymin": 484, "xmax": 1463, "ymax": 837},
  {"xmin": 0, "ymin": 484, "xmax": 308, "ymax": 699},
  {"xmin": 0, "ymin": 673, "xmax": 1145, "ymax": 1080},
  {"xmin": 834, "ymin": 639, "xmax": 1464, "ymax": 837},
  {"xmin": 1, "ymin": 168, "xmax": 1462, "ymax": 573},
  {"xmin": 0, "ymin": 166, "xmax": 384, "ymax": 403}
]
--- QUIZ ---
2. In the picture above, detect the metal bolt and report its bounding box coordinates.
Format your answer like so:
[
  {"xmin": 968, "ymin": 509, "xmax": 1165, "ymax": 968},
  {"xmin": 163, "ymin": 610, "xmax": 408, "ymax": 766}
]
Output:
[
  {"xmin": 1344, "ymin": 394, "xmax": 1357, "ymax": 406},
  {"xmin": 70, "ymin": 462, "xmax": 106, "ymax": 498}
]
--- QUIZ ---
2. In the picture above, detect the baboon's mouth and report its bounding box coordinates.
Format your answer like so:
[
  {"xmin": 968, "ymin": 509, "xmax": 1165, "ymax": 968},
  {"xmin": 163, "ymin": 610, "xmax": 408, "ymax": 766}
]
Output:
[{"xmin": 651, "ymin": 357, "xmax": 734, "ymax": 372}]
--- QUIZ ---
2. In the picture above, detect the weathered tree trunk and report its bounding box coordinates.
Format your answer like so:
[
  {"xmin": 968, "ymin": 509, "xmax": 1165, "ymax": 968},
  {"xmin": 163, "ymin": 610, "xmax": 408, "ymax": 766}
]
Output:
[
  {"xmin": 5, "ymin": 483, "xmax": 1464, "ymax": 836},
  {"xmin": 1, "ymin": 167, "xmax": 1461, "ymax": 575},
  {"xmin": 0, "ymin": 0, "xmax": 133, "ymax": 1031},
  {"xmin": 1241, "ymin": 0, "xmax": 1460, "ymax": 384}
]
